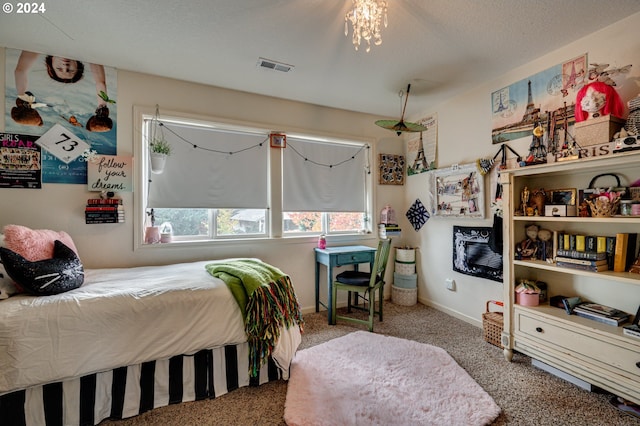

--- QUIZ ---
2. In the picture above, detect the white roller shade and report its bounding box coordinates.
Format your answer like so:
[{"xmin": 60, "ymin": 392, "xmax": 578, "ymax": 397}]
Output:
[
  {"xmin": 283, "ymin": 138, "xmax": 368, "ymax": 212},
  {"xmin": 147, "ymin": 122, "xmax": 268, "ymax": 209}
]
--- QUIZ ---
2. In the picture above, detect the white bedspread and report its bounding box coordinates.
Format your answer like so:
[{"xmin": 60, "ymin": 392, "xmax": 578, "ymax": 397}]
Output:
[{"xmin": 0, "ymin": 260, "xmax": 249, "ymax": 395}]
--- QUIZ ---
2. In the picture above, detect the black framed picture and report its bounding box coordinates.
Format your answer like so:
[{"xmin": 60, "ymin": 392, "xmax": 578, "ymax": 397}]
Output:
[{"xmin": 453, "ymin": 226, "xmax": 503, "ymax": 282}]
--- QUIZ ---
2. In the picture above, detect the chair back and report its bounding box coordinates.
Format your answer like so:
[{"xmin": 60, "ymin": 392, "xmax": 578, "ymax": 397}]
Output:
[{"xmin": 369, "ymin": 238, "xmax": 392, "ymax": 288}]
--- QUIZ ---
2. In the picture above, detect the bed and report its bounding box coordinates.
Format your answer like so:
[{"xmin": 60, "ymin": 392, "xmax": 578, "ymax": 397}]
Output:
[{"xmin": 0, "ymin": 231, "xmax": 303, "ymax": 426}]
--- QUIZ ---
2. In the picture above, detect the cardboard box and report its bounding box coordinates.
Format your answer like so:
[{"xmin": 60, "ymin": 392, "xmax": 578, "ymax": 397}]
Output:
[
  {"xmin": 545, "ymin": 204, "xmax": 577, "ymax": 217},
  {"xmin": 574, "ymin": 115, "xmax": 625, "ymax": 147}
]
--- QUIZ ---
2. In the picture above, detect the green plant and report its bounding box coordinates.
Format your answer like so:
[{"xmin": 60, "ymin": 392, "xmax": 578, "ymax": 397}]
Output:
[{"xmin": 150, "ymin": 137, "xmax": 171, "ymax": 155}]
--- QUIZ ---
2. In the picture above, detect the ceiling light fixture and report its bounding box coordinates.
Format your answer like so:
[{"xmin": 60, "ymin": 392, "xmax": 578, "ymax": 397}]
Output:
[{"xmin": 344, "ymin": 0, "xmax": 388, "ymax": 52}]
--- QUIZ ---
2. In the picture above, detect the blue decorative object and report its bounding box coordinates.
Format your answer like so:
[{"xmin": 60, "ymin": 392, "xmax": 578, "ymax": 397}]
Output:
[
  {"xmin": 0, "ymin": 240, "xmax": 84, "ymax": 295},
  {"xmin": 406, "ymin": 198, "xmax": 429, "ymax": 231}
]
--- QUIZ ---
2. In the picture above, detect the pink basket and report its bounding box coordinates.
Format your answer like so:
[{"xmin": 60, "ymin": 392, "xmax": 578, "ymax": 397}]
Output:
[{"xmin": 516, "ymin": 292, "xmax": 540, "ymax": 306}]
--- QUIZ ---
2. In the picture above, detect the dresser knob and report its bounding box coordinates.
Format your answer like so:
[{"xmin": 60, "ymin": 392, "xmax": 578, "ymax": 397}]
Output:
[{"xmin": 535, "ymin": 327, "xmax": 543, "ymax": 333}]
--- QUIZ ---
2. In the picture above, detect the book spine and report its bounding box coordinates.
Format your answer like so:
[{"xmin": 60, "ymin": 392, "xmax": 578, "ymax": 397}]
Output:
[
  {"xmin": 575, "ymin": 235, "xmax": 585, "ymax": 252},
  {"xmin": 563, "ymin": 234, "xmax": 569, "ymax": 251},
  {"xmin": 555, "ymin": 257, "xmax": 606, "ymax": 266},
  {"xmin": 552, "ymin": 230, "xmax": 559, "ymax": 260},
  {"xmin": 86, "ymin": 219, "xmax": 125, "ymax": 224},
  {"xmin": 85, "ymin": 206, "xmax": 123, "ymax": 211},
  {"xmin": 556, "ymin": 261, "xmax": 607, "ymax": 272},
  {"xmin": 569, "ymin": 234, "xmax": 576, "ymax": 251},
  {"xmin": 556, "ymin": 249, "xmax": 606, "ymax": 260},
  {"xmin": 596, "ymin": 236, "xmax": 607, "ymax": 253},
  {"xmin": 623, "ymin": 328, "xmax": 640, "ymax": 338},
  {"xmin": 614, "ymin": 233, "xmax": 629, "ymax": 272},
  {"xmin": 585, "ymin": 236, "xmax": 596, "ymax": 252},
  {"xmin": 574, "ymin": 310, "xmax": 621, "ymax": 326},
  {"xmin": 86, "ymin": 198, "xmax": 123, "ymax": 205},
  {"xmin": 606, "ymin": 236, "xmax": 616, "ymax": 270}
]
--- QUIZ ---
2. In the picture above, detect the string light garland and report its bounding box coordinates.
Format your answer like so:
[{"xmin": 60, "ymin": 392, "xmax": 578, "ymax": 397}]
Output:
[{"xmin": 151, "ymin": 120, "xmax": 370, "ymax": 171}]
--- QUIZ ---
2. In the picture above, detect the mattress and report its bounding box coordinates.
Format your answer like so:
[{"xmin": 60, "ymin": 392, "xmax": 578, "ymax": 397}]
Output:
[{"xmin": 0, "ymin": 260, "xmax": 248, "ymax": 395}]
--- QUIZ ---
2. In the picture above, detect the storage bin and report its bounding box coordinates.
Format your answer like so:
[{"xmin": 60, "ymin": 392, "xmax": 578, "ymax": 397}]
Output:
[
  {"xmin": 482, "ymin": 300, "xmax": 504, "ymax": 348},
  {"xmin": 395, "ymin": 261, "xmax": 416, "ymax": 275},
  {"xmin": 516, "ymin": 292, "xmax": 540, "ymax": 306},
  {"xmin": 396, "ymin": 247, "xmax": 416, "ymax": 262},
  {"xmin": 393, "ymin": 272, "xmax": 417, "ymax": 289},
  {"xmin": 392, "ymin": 285, "xmax": 417, "ymax": 306}
]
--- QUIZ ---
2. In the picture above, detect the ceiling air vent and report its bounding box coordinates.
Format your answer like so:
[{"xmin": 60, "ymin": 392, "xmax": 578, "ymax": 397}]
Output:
[{"xmin": 257, "ymin": 57, "xmax": 294, "ymax": 73}]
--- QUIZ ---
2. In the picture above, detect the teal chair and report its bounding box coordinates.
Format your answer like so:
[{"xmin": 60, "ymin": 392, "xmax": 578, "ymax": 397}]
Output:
[{"xmin": 330, "ymin": 238, "xmax": 392, "ymax": 331}]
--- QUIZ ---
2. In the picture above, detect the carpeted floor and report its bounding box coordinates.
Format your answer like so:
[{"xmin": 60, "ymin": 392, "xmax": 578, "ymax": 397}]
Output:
[{"xmin": 103, "ymin": 302, "xmax": 640, "ymax": 425}]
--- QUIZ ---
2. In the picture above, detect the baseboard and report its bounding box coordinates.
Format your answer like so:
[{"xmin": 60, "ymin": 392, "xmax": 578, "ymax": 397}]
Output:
[
  {"xmin": 532, "ymin": 358, "xmax": 595, "ymax": 392},
  {"xmin": 418, "ymin": 296, "xmax": 482, "ymax": 329}
]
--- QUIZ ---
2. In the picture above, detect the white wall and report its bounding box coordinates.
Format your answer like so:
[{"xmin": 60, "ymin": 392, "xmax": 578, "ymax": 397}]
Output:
[
  {"xmin": 405, "ymin": 12, "xmax": 640, "ymax": 326},
  {"xmin": 1, "ymin": 12, "xmax": 639, "ymax": 322},
  {"xmin": 0, "ymin": 56, "xmax": 407, "ymax": 314}
]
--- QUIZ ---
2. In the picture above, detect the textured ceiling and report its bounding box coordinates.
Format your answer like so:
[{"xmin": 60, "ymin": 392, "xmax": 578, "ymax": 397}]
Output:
[{"xmin": 1, "ymin": 0, "xmax": 639, "ymax": 118}]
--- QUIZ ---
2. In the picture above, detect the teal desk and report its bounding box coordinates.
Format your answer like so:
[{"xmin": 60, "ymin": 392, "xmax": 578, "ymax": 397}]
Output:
[{"xmin": 315, "ymin": 245, "xmax": 377, "ymax": 323}]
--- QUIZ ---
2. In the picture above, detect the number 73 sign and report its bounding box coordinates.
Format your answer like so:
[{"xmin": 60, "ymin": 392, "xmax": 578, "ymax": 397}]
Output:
[{"xmin": 36, "ymin": 124, "xmax": 90, "ymax": 164}]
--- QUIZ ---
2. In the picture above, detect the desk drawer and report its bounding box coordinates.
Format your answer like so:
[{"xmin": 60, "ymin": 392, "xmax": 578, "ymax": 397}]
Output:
[
  {"xmin": 517, "ymin": 311, "xmax": 640, "ymax": 379},
  {"xmin": 336, "ymin": 252, "xmax": 372, "ymax": 265}
]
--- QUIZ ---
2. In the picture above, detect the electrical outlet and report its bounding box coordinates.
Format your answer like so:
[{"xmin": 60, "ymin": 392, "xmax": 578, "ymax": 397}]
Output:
[{"xmin": 446, "ymin": 278, "xmax": 456, "ymax": 291}]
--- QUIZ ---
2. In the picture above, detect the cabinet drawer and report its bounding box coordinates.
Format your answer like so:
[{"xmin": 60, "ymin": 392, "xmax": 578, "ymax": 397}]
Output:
[
  {"xmin": 516, "ymin": 311, "xmax": 640, "ymax": 379},
  {"xmin": 336, "ymin": 252, "xmax": 372, "ymax": 265}
]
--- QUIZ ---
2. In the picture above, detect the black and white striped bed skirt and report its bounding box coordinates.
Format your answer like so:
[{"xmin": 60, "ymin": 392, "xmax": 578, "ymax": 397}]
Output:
[{"xmin": 0, "ymin": 342, "xmax": 280, "ymax": 426}]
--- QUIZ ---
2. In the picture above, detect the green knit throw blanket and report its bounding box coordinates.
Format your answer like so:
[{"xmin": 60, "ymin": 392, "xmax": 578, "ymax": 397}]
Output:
[{"xmin": 205, "ymin": 259, "xmax": 303, "ymax": 378}]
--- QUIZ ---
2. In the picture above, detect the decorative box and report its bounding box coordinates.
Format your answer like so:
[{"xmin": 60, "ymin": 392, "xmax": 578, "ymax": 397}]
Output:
[
  {"xmin": 574, "ymin": 114, "xmax": 625, "ymax": 147},
  {"xmin": 516, "ymin": 292, "xmax": 540, "ymax": 306},
  {"xmin": 544, "ymin": 204, "xmax": 577, "ymax": 217}
]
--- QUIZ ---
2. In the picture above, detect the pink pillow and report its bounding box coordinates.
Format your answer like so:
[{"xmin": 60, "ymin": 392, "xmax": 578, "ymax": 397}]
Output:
[{"xmin": 3, "ymin": 225, "xmax": 79, "ymax": 262}]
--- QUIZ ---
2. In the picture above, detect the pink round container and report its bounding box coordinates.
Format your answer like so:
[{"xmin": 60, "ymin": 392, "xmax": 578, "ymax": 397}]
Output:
[
  {"xmin": 632, "ymin": 202, "xmax": 640, "ymax": 216},
  {"xmin": 516, "ymin": 292, "xmax": 540, "ymax": 306}
]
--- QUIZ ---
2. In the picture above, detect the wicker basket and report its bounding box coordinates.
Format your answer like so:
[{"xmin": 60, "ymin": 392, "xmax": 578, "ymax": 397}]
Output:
[
  {"xmin": 586, "ymin": 198, "xmax": 619, "ymax": 217},
  {"xmin": 482, "ymin": 300, "xmax": 504, "ymax": 348},
  {"xmin": 392, "ymin": 285, "xmax": 417, "ymax": 306}
]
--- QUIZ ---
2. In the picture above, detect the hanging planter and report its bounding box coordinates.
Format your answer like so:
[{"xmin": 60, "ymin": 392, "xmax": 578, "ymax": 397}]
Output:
[
  {"xmin": 150, "ymin": 151, "xmax": 168, "ymax": 174},
  {"xmin": 149, "ymin": 135, "xmax": 171, "ymax": 174}
]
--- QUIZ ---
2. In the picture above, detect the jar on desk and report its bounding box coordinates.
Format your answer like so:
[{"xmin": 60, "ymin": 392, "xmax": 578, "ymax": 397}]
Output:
[{"xmin": 632, "ymin": 202, "xmax": 640, "ymax": 216}]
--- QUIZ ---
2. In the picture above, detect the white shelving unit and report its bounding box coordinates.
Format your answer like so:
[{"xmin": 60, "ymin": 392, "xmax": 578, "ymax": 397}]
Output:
[{"xmin": 500, "ymin": 151, "xmax": 640, "ymax": 404}]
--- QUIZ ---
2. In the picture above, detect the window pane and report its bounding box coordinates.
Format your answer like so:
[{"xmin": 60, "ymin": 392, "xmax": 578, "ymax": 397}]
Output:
[
  {"xmin": 218, "ymin": 209, "xmax": 267, "ymax": 235},
  {"xmin": 283, "ymin": 212, "xmax": 322, "ymax": 233},
  {"xmin": 328, "ymin": 212, "xmax": 365, "ymax": 233},
  {"xmin": 152, "ymin": 208, "xmax": 209, "ymax": 236}
]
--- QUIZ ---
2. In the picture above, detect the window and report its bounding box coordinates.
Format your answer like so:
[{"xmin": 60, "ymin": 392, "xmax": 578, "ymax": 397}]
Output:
[{"xmin": 137, "ymin": 108, "xmax": 372, "ymax": 245}]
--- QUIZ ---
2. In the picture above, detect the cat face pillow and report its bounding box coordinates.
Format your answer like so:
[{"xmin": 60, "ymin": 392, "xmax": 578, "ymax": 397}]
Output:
[{"xmin": 0, "ymin": 240, "xmax": 84, "ymax": 296}]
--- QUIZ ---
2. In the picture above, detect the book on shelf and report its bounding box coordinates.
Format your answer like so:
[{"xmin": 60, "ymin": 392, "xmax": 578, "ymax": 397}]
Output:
[
  {"xmin": 573, "ymin": 303, "xmax": 629, "ymax": 326},
  {"xmin": 555, "ymin": 249, "xmax": 606, "ymax": 261},
  {"xmin": 623, "ymin": 324, "xmax": 640, "ymax": 339},
  {"xmin": 596, "ymin": 236, "xmax": 607, "ymax": 254},
  {"xmin": 555, "ymin": 261, "xmax": 608, "ymax": 272},
  {"xmin": 86, "ymin": 198, "xmax": 123, "ymax": 205},
  {"xmin": 585, "ymin": 236, "xmax": 597, "ymax": 253},
  {"xmin": 575, "ymin": 302, "xmax": 627, "ymax": 317},
  {"xmin": 85, "ymin": 205, "xmax": 123, "ymax": 212},
  {"xmin": 555, "ymin": 256, "xmax": 607, "ymax": 266},
  {"xmin": 575, "ymin": 235, "xmax": 585, "ymax": 252},
  {"xmin": 606, "ymin": 236, "xmax": 616, "ymax": 270},
  {"xmin": 574, "ymin": 308, "xmax": 629, "ymax": 326},
  {"xmin": 614, "ymin": 233, "xmax": 639, "ymax": 272}
]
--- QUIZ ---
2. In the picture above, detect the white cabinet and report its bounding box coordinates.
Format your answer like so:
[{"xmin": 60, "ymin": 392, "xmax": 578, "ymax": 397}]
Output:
[{"xmin": 501, "ymin": 151, "xmax": 640, "ymax": 404}]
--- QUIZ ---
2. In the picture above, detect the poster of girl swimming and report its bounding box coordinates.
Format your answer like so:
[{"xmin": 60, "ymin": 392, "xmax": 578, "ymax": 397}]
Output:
[{"xmin": 5, "ymin": 48, "xmax": 117, "ymax": 184}]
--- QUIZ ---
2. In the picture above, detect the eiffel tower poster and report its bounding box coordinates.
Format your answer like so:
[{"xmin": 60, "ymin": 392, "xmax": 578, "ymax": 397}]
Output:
[{"xmin": 407, "ymin": 113, "xmax": 437, "ymax": 176}]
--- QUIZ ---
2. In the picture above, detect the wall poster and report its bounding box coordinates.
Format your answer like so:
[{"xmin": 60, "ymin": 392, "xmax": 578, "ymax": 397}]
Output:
[
  {"xmin": 378, "ymin": 153, "xmax": 405, "ymax": 185},
  {"xmin": 491, "ymin": 54, "xmax": 586, "ymax": 146},
  {"xmin": 453, "ymin": 226, "xmax": 503, "ymax": 283},
  {"xmin": 5, "ymin": 48, "xmax": 117, "ymax": 184},
  {"xmin": 0, "ymin": 132, "xmax": 41, "ymax": 188},
  {"xmin": 407, "ymin": 113, "xmax": 437, "ymax": 176}
]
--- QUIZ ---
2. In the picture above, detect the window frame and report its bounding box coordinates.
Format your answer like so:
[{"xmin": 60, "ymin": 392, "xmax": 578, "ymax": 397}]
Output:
[{"xmin": 133, "ymin": 106, "xmax": 374, "ymax": 250}]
